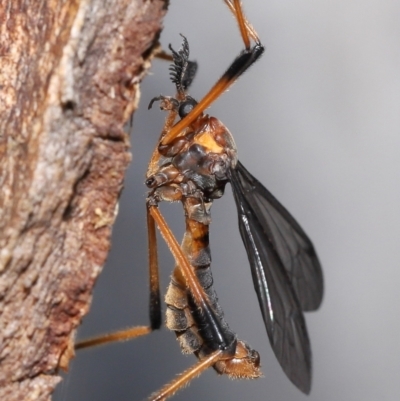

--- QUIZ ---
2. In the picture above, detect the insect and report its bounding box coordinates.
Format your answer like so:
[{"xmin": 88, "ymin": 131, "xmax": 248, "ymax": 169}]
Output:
[{"xmin": 76, "ymin": 1, "xmax": 323, "ymax": 399}]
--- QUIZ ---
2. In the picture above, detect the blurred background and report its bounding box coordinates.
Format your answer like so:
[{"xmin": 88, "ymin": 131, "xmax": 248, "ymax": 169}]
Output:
[{"xmin": 55, "ymin": 0, "xmax": 400, "ymax": 400}]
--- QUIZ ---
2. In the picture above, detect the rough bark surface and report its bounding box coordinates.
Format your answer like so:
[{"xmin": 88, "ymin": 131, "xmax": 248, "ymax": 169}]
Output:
[{"xmin": 0, "ymin": 1, "xmax": 167, "ymax": 400}]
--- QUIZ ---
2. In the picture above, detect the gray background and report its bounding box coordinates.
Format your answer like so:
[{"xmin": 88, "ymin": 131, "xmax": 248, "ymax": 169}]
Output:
[{"xmin": 55, "ymin": 0, "xmax": 400, "ymax": 400}]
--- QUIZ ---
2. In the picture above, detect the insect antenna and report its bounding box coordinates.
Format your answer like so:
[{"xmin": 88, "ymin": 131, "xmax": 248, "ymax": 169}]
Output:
[{"xmin": 168, "ymin": 35, "xmax": 198, "ymax": 94}]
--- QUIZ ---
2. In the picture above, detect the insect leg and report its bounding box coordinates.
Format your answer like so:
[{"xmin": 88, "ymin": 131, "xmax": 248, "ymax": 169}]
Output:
[
  {"xmin": 223, "ymin": 0, "xmax": 260, "ymax": 44},
  {"xmin": 227, "ymin": 0, "xmax": 251, "ymax": 49},
  {"xmin": 160, "ymin": 16, "xmax": 264, "ymax": 146},
  {"xmin": 75, "ymin": 326, "xmax": 151, "ymax": 350},
  {"xmin": 148, "ymin": 350, "xmax": 224, "ymax": 401},
  {"xmin": 147, "ymin": 203, "xmax": 162, "ymax": 330},
  {"xmin": 75, "ymin": 207, "xmax": 164, "ymax": 350},
  {"xmin": 148, "ymin": 204, "xmax": 234, "ymax": 349},
  {"xmin": 148, "ymin": 204, "xmax": 213, "ymax": 309}
]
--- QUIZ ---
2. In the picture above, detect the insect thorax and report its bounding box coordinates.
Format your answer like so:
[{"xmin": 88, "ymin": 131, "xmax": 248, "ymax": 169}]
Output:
[{"xmin": 147, "ymin": 115, "xmax": 238, "ymax": 204}]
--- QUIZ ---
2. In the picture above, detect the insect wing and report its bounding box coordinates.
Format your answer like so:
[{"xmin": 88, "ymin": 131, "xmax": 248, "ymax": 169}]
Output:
[
  {"xmin": 232, "ymin": 161, "xmax": 323, "ymax": 311},
  {"xmin": 229, "ymin": 161, "xmax": 321, "ymax": 393}
]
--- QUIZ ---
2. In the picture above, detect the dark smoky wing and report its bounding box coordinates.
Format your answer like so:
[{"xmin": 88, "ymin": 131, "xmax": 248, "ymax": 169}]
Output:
[
  {"xmin": 232, "ymin": 161, "xmax": 323, "ymax": 311},
  {"xmin": 230, "ymin": 167, "xmax": 312, "ymax": 393}
]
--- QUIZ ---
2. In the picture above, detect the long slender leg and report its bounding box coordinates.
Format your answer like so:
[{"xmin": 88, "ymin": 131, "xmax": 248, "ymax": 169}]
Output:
[
  {"xmin": 148, "ymin": 205, "xmax": 233, "ymax": 348},
  {"xmin": 148, "ymin": 205, "xmax": 207, "ymax": 305},
  {"xmin": 148, "ymin": 350, "xmax": 224, "ymax": 401},
  {"xmin": 75, "ymin": 207, "xmax": 163, "ymax": 350},
  {"xmin": 230, "ymin": 0, "xmax": 251, "ymax": 49},
  {"xmin": 75, "ymin": 326, "xmax": 151, "ymax": 350},
  {"xmin": 160, "ymin": 0, "xmax": 264, "ymax": 146},
  {"xmin": 76, "ymin": 203, "xmax": 229, "ymax": 350},
  {"xmin": 147, "ymin": 204, "xmax": 162, "ymax": 330},
  {"xmin": 223, "ymin": 0, "xmax": 259, "ymax": 43}
]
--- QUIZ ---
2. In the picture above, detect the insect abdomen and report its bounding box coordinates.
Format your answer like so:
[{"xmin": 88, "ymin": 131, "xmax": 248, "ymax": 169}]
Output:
[{"xmin": 165, "ymin": 266, "xmax": 233, "ymax": 355}]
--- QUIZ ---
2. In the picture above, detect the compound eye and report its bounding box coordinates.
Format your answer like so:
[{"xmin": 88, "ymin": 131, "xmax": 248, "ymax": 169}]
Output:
[{"xmin": 178, "ymin": 97, "xmax": 197, "ymax": 118}]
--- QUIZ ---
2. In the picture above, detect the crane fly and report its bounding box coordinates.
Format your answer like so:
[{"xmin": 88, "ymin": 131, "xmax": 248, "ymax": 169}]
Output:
[{"xmin": 75, "ymin": 1, "xmax": 323, "ymax": 399}]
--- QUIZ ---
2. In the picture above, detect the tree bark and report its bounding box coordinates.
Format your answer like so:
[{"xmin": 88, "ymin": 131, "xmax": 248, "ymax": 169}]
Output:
[{"xmin": 0, "ymin": 1, "xmax": 167, "ymax": 399}]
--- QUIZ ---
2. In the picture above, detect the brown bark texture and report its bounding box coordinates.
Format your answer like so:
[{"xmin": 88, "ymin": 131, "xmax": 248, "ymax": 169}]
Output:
[{"xmin": 0, "ymin": 1, "xmax": 167, "ymax": 400}]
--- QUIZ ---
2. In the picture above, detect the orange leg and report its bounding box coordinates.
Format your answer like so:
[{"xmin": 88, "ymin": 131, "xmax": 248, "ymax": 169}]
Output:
[
  {"xmin": 75, "ymin": 207, "xmax": 162, "ymax": 350},
  {"xmin": 160, "ymin": 0, "xmax": 263, "ymax": 146},
  {"xmin": 224, "ymin": 0, "xmax": 260, "ymax": 43},
  {"xmin": 76, "ymin": 205, "xmax": 221, "ymax": 350},
  {"xmin": 230, "ymin": 0, "xmax": 251, "ymax": 49},
  {"xmin": 148, "ymin": 350, "xmax": 223, "ymax": 401},
  {"xmin": 148, "ymin": 205, "xmax": 226, "ymax": 324}
]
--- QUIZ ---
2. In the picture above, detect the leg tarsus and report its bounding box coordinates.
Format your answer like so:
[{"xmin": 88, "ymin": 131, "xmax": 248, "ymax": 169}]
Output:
[{"xmin": 75, "ymin": 326, "xmax": 151, "ymax": 350}]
